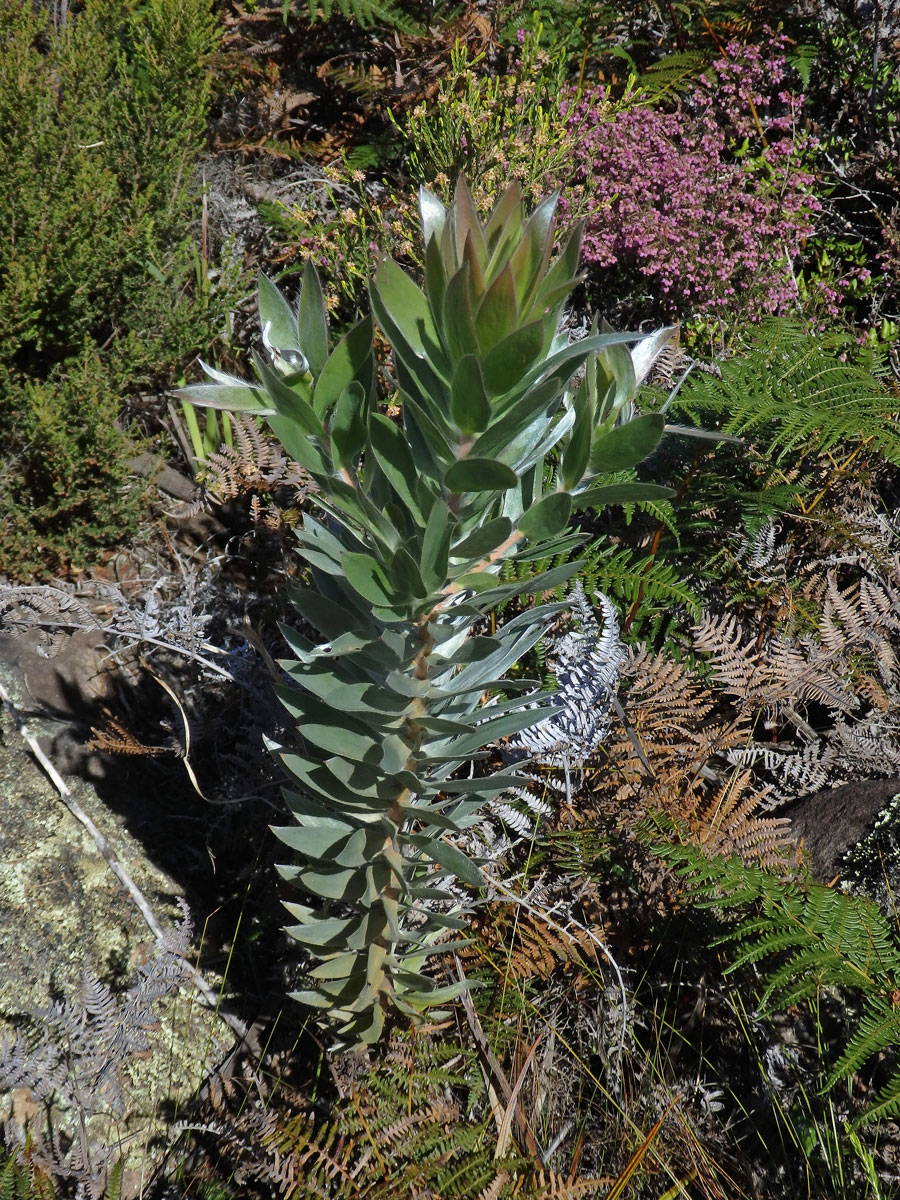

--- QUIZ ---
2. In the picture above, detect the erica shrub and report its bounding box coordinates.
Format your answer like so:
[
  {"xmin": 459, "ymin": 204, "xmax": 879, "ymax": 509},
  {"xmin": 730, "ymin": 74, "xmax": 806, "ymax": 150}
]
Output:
[{"xmin": 560, "ymin": 37, "xmax": 835, "ymax": 326}]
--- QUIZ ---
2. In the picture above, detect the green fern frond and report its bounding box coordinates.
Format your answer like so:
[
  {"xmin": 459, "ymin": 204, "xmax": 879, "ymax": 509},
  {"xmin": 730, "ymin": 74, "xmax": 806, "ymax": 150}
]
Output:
[
  {"xmin": 829, "ymin": 994, "xmax": 900, "ymax": 1088},
  {"xmin": 853, "ymin": 1059, "xmax": 900, "ymax": 1127},
  {"xmin": 289, "ymin": 0, "xmax": 419, "ymax": 33},
  {"xmin": 674, "ymin": 320, "xmax": 900, "ymax": 466},
  {"xmin": 593, "ymin": 547, "xmax": 702, "ymax": 620},
  {"xmin": 647, "ymin": 816, "xmax": 900, "ymax": 1127},
  {"xmin": 0, "ymin": 1154, "xmax": 55, "ymax": 1200},
  {"xmin": 639, "ymin": 49, "xmax": 715, "ymax": 103}
]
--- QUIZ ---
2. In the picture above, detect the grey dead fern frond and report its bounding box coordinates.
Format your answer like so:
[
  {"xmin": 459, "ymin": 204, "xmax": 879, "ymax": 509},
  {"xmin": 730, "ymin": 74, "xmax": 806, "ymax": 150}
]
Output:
[
  {"xmin": 0, "ymin": 904, "xmax": 192, "ymax": 1195},
  {"xmin": 693, "ymin": 610, "xmax": 858, "ymax": 716},
  {"xmin": 510, "ymin": 583, "xmax": 626, "ymax": 769},
  {"xmin": 0, "ymin": 578, "xmax": 250, "ymax": 688},
  {"xmin": 4, "ymin": 902, "xmax": 193, "ymax": 1119},
  {"xmin": 470, "ymin": 584, "xmax": 626, "ymax": 860},
  {"xmin": 0, "ymin": 586, "xmax": 98, "ymax": 657}
]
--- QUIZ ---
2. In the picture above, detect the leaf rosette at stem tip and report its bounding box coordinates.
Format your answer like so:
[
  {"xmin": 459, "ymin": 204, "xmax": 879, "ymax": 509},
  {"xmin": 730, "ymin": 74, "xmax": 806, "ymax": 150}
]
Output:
[{"xmin": 175, "ymin": 177, "xmax": 679, "ymax": 1046}]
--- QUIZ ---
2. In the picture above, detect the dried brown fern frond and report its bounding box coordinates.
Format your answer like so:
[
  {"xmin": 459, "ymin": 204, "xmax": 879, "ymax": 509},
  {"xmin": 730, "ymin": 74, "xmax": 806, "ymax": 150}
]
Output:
[
  {"xmin": 693, "ymin": 611, "xmax": 857, "ymax": 714},
  {"xmin": 459, "ymin": 904, "xmax": 604, "ymax": 984},
  {"xmin": 684, "ymin": 769, "xmax": 796, "ymax": 869},
  {"xmin": 198, "ymin": 414, "xmax": 315, "ymax": 525},
  {"xmin": 605, "ymin": 647, "xmax": 750, "ymax": 807},
  {"xmin": 86, "ymin": 708, "xmax": 182, "ymax": 758},
  {"xmin": 526, "ymin": 1168, "xmax": 616, "ymax": 1198}
]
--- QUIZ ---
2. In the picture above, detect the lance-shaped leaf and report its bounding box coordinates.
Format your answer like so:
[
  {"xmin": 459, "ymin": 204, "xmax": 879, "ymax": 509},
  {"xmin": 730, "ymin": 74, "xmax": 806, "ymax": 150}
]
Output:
[
  {"xmin": 173, "ymin": 378, "xmax": 274, "ymax": 414},
  {"xmin": 313, "ymin": 315, "xmax": 375, "ymax": 418},
  {"xmin": 590, "ymin": 412, "xmax": 665, "ymax": 472},
  {"xmin": 253, "ymin": 353, "xmax": 322, "ymax": 436},
  {"xmin": 475, "ymin": 264, "xmax": 519, "ymax": 353},
  {"xmin": 404, "ymin": 834, "xmax": 483, "ymax": 888},
  {"xmin": 517, "ymin": 491, "xmax": 572, "ymax": 541},
  {"xmin": 561, "ymin": 382, "xmax": 593, "ymax": 490},
  {"xmin": 450, "ymin": 355, "xmax": 491, "ymax": 434},
  {"xmin": 444, "ymin": 457, "xmax": 518, "ymax": 492},
  {"xmin": 419, "ymin": 187, "xmax": 447, "ymax": 246},
  {"xmin": 330, "ymin": 381, "xmax": 367, "ymax": 468},
  {"xmin": 299, "ymin": 259, "xmax": 329, "ymax": 378},
  {"xmin": 572, "ymin": 481, "xmax": 675, "ymax": 509},
  {"xmin": 451, "ymin": 516, "xmax": 513, "ymax": 560},
  {"xmin": 369, "ymin": 412, "xmax": 426, "ymax": 524},
  {"xmin": 343, "ymin": 551, "xmax": 400, "ymax": 608},
  {"xmin": 481, "ymin": 320, "xmax": 548, "ymax": 397},
  {"xmin": 259, "ymin": 271, "xmax": 303, "ymax": 359},
  {"xmin": 420, "ymin": 498, "xmax": 454, "ymax": 591},
  {"xmin": 372, "ymin": 256, "xmax": 446, "ymax": 370},
  {"xmin": 442, "ymin": 263, "xmax": 480, "ymax": 361}
]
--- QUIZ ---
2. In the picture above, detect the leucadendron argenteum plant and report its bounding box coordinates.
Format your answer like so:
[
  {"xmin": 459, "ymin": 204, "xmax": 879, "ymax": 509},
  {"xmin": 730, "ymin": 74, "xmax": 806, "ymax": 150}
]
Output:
[{"xmin": 178, "ymin": 177, "xmax": 676, "ymax": 1045}]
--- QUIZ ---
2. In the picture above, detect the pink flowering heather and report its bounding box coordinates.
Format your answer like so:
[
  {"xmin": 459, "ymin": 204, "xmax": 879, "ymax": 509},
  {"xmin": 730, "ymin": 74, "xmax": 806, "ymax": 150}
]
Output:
[{"xmin": 558, "ymin": 37, "xmax": 830, "ymax": 322}]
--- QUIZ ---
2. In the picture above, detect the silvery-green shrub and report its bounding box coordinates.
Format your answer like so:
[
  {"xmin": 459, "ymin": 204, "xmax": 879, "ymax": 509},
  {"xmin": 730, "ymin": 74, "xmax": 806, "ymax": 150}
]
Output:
[{"xmin": 178, "ymin": 178, "xmax": 674, "ymax": 1044}]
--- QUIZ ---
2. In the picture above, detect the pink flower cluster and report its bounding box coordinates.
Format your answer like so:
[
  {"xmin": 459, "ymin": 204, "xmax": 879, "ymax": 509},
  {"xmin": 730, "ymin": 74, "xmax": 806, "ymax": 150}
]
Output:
[{"xmin": 559, "ymin": 38, "xmax": 831, "ymax": 321}]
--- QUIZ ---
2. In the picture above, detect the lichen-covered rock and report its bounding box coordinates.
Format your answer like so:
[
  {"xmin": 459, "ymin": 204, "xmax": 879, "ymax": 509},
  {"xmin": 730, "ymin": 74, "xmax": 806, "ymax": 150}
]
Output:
[{"xmin": 0, "ymin": 638, "xmax": 226, "ymax": 1193}]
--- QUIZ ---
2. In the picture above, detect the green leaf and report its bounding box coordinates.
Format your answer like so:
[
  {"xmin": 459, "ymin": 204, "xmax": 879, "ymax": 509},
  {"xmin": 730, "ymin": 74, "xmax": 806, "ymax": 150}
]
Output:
[
  {"xmin": 484, "ymin": 181, "xmax": 524, "ymax": 254},
  {"xmin": 273, "ymin": 815, "xmax": 361, "ymax": 861},
  {"xmin": 173, "ymin": 382, "xmax": 274, "ymax": 414},
  {"xmin": 313, "ymin": 315, "xmax": 375, "ymax": 419},
  {"xmin": 259, "ymin": 272, "xmax": 302, "ymax": 358},
  {"xmin": 420, "ymin": 498, "xmax": 453, "ymax": 591},
  {"xmin": 419, "ymin": 187, "xmax": 446, "ymax": 245},
  {"xmin": 369, "ymin": 412, "xmax": 425, "ymax": 524},
  {"xmin": 475, "ymin": 264, "xmax": 518, "ymax": 353},
  {"xmin": 452, "ymin": 570, "xmax": 501, "ymax": 592},
  {"xmin": 481, "ymin": 320, "xmax": 547, "ymax": 397},
  {"xmin": 278, "ymin": 695, "xmax": 382, "ymax": 761},
  {"xmin": 450, "ymin": 355, "xmax": 491, "ymax": 434},
  {"xmin": 593, "ymin": 335, "xmax": 637, "ymax": 425},
  {"xmin": 405, "ymin": 834, "xmax": 483, "ymax": 887},
  {"xmin": 468, "ymin": 375, "xmax": 563, "ymax": 462},
  {"xmin": 467, "ymin": 558, "xmax": 582, "ymax": 609},
  {"xmin": 283, "ymin": 908, "xmax": 360, "ymax": 949},
  {"xmin": 535, "ymin": 220, "xmax": 583, "ymax": 307},
  {"xmin": 444, "ymin": 457, "xmax": 518, "ymax": 492},
  {"xmin": 343, "ymin": 551, "xmax": 397, "ymax": 607},
  {"xmin": 373, "ymin": 257, "xmax": 443, "ymax": 364},
  {"xmin": 442, "ymin": 263, "xmax": 480, "ymax": 360},
  {"xmin": 517, "ymin": 491, "xmax": 572, "ymax": 540},
  {"xmin": 454, "ymin": 177, "xmax": 488, "ymax": 271},
  {"xmin": 299, "ymin": 259, "xmax": 329, "ymax": 378},
  {"xmin": 561, "ymin": 384, "xmax": 592, "ymax": 490},
  {"xmin": 451, "ymin": 517, "xmax": 513, "ymax": 559},
  {"xmin": 513, "ymin": 191, "xmax": 560, "ymax": 311},
  {"xmin": 389, "ymin": 545, "xmax": 427, "ymax": 598},
  {"xmin": 330, "ymin": 381, "xmax": 367, "ymax": 468},
  {"xmin": 424, "ymin": 232, "xmax": 448, "ymax": 330},
  {"xmin": 280, "ymin": 760, "xmax": 400, "ymax": 811},
  {"xmin": 590, "ymin": 413, "xmax": 665, "ymax": 472},
  {"xmin": 433, "ymin": 635, "xmax": 501, "ymax": 663},
  {"xmin": 572, "ymin": 482, "xmax": 675, "ymax": 509},
  {"xmin": 298, "ymin": 866, "xmax": 367, "ymax": 901},
  {"xmin": 267, "ymin": 413, "xmax": 328, "ymax": 476},
  {"xmin": 253, "ymin": 353, "xmax": 322, "ymax": 436},
  {"xmin": 285, "ymin": 583, "xmax": 364, "ymax": 640}
]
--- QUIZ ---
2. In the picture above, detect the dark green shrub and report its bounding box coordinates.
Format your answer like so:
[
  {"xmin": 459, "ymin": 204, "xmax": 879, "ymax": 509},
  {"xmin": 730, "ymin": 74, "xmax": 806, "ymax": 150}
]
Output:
[
  {"xmin": 0, "ymin": 0, "xmax": 234, "ymax": 578},
  {"xmin": 0, "ymin": 352, "xmax": 145, "ymax": 579}
]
